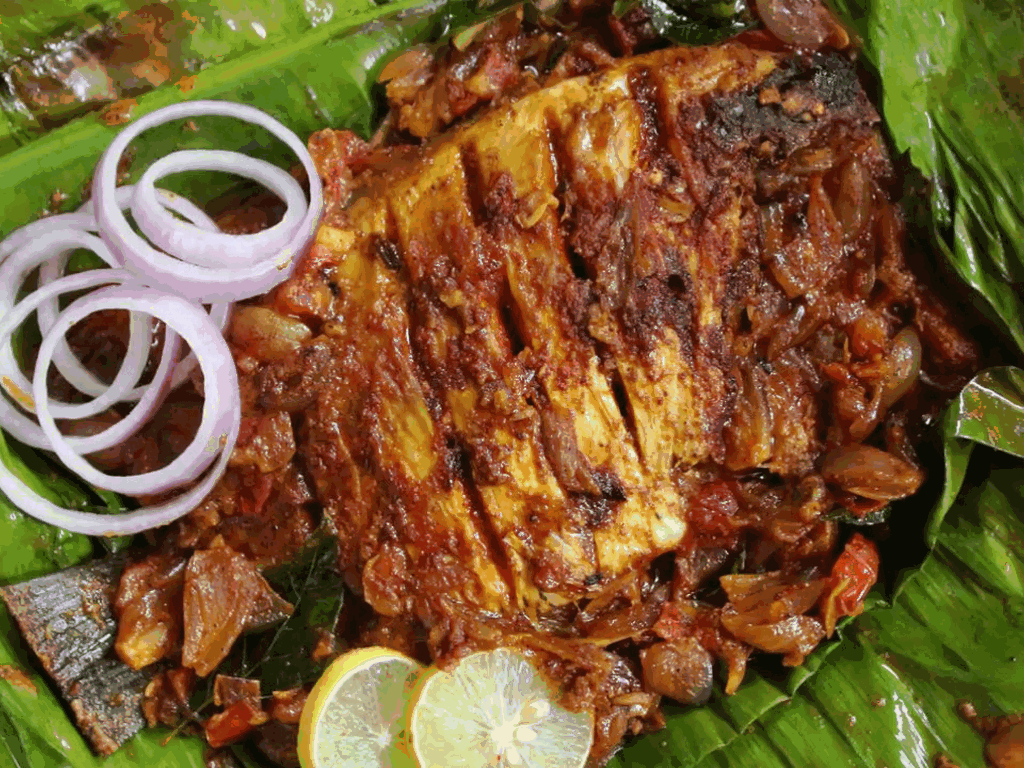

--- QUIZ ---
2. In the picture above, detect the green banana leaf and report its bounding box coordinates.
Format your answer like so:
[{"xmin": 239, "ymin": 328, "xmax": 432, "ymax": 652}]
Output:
[
  {"xmin": 0, "ymin": 0, "xmax": 393, "ymax": 155},
  {"xmin": 0, "ymin": 0, "xmax": 1022, "ymax": 766}
]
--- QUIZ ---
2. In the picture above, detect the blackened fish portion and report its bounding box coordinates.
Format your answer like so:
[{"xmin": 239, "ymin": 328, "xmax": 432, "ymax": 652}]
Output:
[{"xmin": 703, "ymin": 50, "xmax": 873, "ymax": 157}]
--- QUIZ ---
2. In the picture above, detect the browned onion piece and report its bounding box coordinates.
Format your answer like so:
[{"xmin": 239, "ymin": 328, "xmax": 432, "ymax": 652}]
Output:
[
  {"xmin": 724, "ymin": 364, "xmax": 774, "ymax": 471},
  {"xmin": 821, "ymin": 444, "xmax": 925, "ymax": 501},
  {"xmin": 767, "ymin": 298, "xmax": 826, "ymax": 360},
  {"xmin": 229, "ymin": 411, "xmax": 296, "ymax": 474},
  {"xmin": 721, "ymin": 574, "xmax": 827, "ymax": 624},
  {"xmin": 835, "ymin": 158, "xmax": 872, "ymax": 240},
  {"xmin": 754, "ymin": 0, "xmax": 833, "ymax": 49},
  {"xmin": 229, "ymin": 306, "xmax": 312, "ymax": 363},
  {"xmin": 640, "ymin": 636, "xmax": 714, "ymax": 706},
  {"xmin": 720, "ymin": 572, "xmax": 788, "ymax": 603},
  {"xmin": 114, "ymin": 553, "xmax": 187, "ymax": 670},
  {"xmin": 880, "ymin": 327, "xmax": 923, "ymax": 409},
  {"xmin": 182, "ymin": 546, "xmax": 293, "ymax": 677},
  {"xmin": 786, "ymin": 146, "xmax": 834, "ymax": 175},
  {"xmin": 721, "ymin": 612, "xmax": 825, "ymax": 663}
]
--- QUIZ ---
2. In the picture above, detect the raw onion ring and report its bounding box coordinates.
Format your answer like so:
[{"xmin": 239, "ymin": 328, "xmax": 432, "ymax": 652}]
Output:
[
  {"xmin": 93, "ymin": 101, "xmax": 323, "ymax": 303},
  {"xmin": 0, "ymin": 269, "xmax": 179, "ymax": 455},
  {"xmin": 131, "ymin": 150, "xmax": 307, "ymax": 268},
  {"xmin": 0, "ymin": 231, "xmax": 153, "ymax": 419},
  {"xmin": 0, "ymin": 285, "xmax": 238, "ymax": 536},
  {"xmin": 35, "ymin": 186, "xmax": 227, "ymax": 397},
  {"xmin": 33, "ymin": 285, "xmax": 237, "ymax": 496}
]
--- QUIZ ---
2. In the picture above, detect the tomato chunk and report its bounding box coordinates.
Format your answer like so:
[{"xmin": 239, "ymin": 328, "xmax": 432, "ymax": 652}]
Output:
[{"xmin": 820, "ymin": 533, "xmax": 879, "ymax": 635}]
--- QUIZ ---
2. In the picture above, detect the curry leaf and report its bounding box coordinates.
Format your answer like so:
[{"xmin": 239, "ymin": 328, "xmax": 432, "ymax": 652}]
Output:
[
  {"xmin": 247, "ymin": 534, "xmax": 347, "ymax": 692},
  {"xmin": 186, "ymin": 533, "xmax": 346, "ymax": 723},
  {"xmin": 640, "ymin": 0, "xmax": 759, "ymax": 45}
]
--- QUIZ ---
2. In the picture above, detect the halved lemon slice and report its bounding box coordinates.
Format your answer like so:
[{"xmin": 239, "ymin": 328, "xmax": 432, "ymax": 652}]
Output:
[
  {"xmin": 298, "ymin": 646, "xmax": 424, "ymax": 768},
  {"xmin": 408, "ymin": 647, "xmax": 593, "ymax": 768}
]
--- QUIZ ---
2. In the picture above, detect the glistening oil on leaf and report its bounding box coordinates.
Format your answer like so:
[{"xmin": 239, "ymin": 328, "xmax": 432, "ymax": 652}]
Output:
[{"xmin": 953, "ymin": 367, "xmax": 1024, "ymax": 458}]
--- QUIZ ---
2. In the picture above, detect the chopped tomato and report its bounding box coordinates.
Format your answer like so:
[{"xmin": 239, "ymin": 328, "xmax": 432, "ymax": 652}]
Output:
[
  {"xmin": 820, "ymin": 533, "xmax": 879, "ymax": 635},
  {"xmin": 653, "ymin": 602, "xmax": 686, "ymax": 641},
  {"xmin": 204, "ymin": 699, "xmax": 268, "ymax": 748}
]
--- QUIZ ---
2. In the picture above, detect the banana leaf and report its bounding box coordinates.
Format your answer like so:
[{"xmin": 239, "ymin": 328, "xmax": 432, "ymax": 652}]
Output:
[
  {"xmin": 0, "ymin": 0, "xmax": 1023, "ymax": 766},
  {"xmin": 0, "ymin": 0, "xmax": 391, "ymax": 154}
]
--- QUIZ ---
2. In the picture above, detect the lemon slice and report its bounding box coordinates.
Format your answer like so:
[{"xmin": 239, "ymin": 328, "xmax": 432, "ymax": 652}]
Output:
[
  {"xmin": 298, "ymin": 646, "xmax": 424, "ymax": 768},
  {"xmin": 408, "ymin": 647, "xmax": 593, "ymax": 768}
]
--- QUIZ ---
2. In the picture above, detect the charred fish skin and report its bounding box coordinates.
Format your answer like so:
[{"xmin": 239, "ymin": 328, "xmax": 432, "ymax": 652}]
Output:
[
  {"xmin": 0, "ymin": 557, "xmax": 154, "ymax": 755},
  {"xmin": 270, "ymin": 41, "xmax": 883, "ymax": 620}
]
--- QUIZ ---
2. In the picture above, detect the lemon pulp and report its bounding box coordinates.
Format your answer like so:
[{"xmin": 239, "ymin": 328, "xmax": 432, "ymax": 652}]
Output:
[
  {"xmin": 408, "ymin": 647, "xmax": 593, "ymax": 768},
  {"xmin": 298, "ymin": 646, "xmax": 423, "ymax": 768}
]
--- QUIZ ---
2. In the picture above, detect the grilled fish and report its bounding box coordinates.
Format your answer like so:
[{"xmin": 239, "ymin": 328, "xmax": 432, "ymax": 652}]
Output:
[{"xmin": 228, "ymin": 40, "xmax": 884, "ymax": 621}]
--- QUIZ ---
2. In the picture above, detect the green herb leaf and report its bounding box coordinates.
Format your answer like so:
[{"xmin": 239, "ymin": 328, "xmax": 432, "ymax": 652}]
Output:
[
  {"xmin": 822, "ymin": 506, "xmax": 891, "ymax": 526},
  {"xmin": 0, "ymin": 703, "xmax": 32, "ymax": 768},
  {"xmin": 186, "ymin": 533, "xmax": 345, "ymax": 723},
  {"xmin": 640, "ymin": 0, "xmax": 758, "ymax": 45},
  {"xmin": 250, "ymin": 535, "xmax": 347, "ymax": 692},
  {"xmin": 0, "ymin": 0, "xmax": 392, "ymax": 155},
  {"xmin": 0, "ymin": 0, "xmax": 443, "ymax": 231}
]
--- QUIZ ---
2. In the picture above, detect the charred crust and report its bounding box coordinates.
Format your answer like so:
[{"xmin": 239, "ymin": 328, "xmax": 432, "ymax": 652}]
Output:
[
  {"xmin": 372, "ymin": 234, "xmax": 404, "ymax": 271},
  {"xmin": 705, "ymin": 50, "xmax": 875, "ymax": 160}
]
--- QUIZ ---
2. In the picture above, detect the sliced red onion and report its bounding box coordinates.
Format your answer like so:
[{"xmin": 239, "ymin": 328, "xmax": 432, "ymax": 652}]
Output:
[
  {"xmin": 76, "ymin": 184, "xmax": 218, "ymax": 230},
  {"xmin": 0, "ymin": 185, "xmax": 216, "ymax": 261},
  {"xmin": 0, "ymin": 213, "xmax": 98, "ymax": 259},
  {"xmin": 168, "ymin": 301, "xmax": 233, "ymax": 391},
  {"xmin": 0, "ymin": 269, "xmax": 181, "ymax": 456},
  {"xmin": 0, "ymin": 269, "xmax": 141, "ymax": 451},
  {"xmin": 32, "ymin": 285, "xmax": 238, "ymax": 498},
  {"xmin": 35, "ymin": 186, "xmax": 225, "ymax": 398},
  {"xmin": 880, "ymin": 327, "xmax": 923, "ymax": 409},
  {"xmin": 131, "ymin": 150, "xmax": 306, "ymax": 267},
  {"xmin": 0, "ymin": 285, "xmax": 239, "ymax": 535},
  {"xmin": 0, "ymin": 230, "xmax": 152, "ymax": 420},
  {"xmin": 0, "ymin": 434, "xmax": 234, "ymax": 536},
  {"xmin": 93, "ymin": 101, "xmax": 323, "ymax": 303}
]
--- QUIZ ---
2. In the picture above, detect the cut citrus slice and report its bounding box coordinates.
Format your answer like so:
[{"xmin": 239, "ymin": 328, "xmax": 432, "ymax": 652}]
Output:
[
  {"xmin": 298, "ymin": 646, "xmax": 424, "ymax": 768},
  {"xmin": 408, "ymin": 647, "xmax": 593, "ymax": 768}
]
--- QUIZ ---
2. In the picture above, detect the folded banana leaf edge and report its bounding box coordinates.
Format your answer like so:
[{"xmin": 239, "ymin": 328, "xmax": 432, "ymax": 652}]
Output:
[{"xmin": 0, "ymin": 0, "xmax": 1022, "ymax": 766}]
